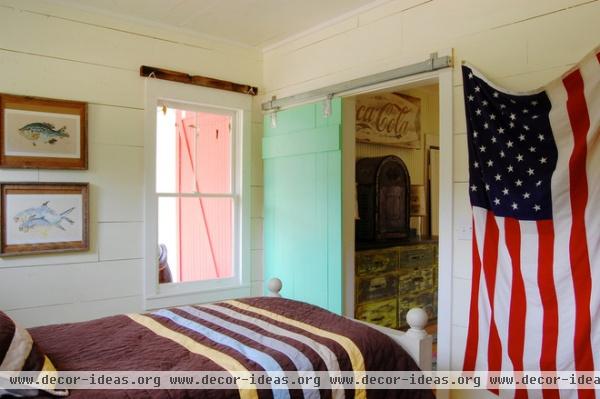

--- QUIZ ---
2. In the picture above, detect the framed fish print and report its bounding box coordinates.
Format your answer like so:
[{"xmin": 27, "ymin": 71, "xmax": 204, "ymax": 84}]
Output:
[
  {"xmin": 0, "ymin": 183, "xmax": 89, "ymax": 256},
  {"xmin": 0, "ymin": 94, "xmax": 87, "ymax": 169}
]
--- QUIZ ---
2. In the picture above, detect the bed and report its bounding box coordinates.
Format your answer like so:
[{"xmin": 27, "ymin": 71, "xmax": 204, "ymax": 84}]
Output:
[{"xmin": 3, "ymin": 279, "xmax": 434, "ymax": 399}]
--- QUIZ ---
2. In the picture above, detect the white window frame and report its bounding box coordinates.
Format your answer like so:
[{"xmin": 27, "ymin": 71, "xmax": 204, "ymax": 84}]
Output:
[{"xmin": 144, "ymin": 78, "xmax": 252, "ymax": 310}]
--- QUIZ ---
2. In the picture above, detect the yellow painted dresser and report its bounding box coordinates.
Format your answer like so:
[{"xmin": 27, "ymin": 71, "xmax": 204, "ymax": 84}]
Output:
[{"xmin": 355, "ymin": 240, "xmax": 438, "ymax": 330}]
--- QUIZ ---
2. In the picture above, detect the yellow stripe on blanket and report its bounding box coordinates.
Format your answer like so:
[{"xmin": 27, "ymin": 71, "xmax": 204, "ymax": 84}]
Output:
[
  {"xmin": 226, "ymin": 300, "xmax": 366, "ymax": 399},
  {"xmin": 37, "ymin": 356, "xmax": 68, "ymax": 396},
  {"xmin": 128, "ymin": 314, "xmax": 258, "ymax": 399}
]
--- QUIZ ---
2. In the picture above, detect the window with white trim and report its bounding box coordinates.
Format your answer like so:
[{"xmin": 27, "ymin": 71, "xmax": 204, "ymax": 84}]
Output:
[{"xmin": 144, "ymin": 79, "xmax": 251, "ymax": 306}]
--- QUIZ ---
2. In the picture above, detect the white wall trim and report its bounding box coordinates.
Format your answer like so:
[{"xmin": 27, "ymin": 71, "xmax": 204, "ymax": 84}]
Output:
[{"xmin": 437, "ymin": 67, "xmax": 454, "ymax": 381}]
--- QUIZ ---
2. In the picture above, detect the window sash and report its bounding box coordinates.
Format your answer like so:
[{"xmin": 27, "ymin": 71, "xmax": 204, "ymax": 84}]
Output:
[
  {"xmin": 156, "ymin": 101, "xmax": 236, "ymax": 195},
  {"xmin": 144, "ymin": 77, "xmax": 251, "ymax": 309},
  {"xmin": 156, "ymin": 192, "xmax": 236, "ymax": 198}
]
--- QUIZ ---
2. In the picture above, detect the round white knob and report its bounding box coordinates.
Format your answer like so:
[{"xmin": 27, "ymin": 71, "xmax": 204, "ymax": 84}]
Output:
[
  {"xmin": 406, "ymin": 307, "xmax": 428, "ymax": 330},
  {"xmin": 267, "ymin": 278, "xmax": 282, "ymax": 297}
]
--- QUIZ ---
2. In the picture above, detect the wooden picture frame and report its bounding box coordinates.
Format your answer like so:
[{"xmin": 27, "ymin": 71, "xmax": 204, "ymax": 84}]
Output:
[
  {"xmin": 0, "ymin": 94, "xmax": 87, "ymax": 169},
  {"xmin": 0, "ymin": 182, "xmax": 89, "ymax": 256}
]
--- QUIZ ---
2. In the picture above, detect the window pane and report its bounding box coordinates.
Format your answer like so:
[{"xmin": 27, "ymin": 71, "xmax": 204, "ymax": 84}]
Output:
[
  {"xmin": 158, "ymin": 196, "xmax": 233, "ymax": 284},
  {"xmin": 156, "ymin": 106, "xmax": 232, "ymax": 194}
]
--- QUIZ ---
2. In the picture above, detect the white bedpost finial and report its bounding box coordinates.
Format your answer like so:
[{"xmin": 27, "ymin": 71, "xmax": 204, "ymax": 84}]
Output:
[
  {"xmin": 406, "ymin": 307, "xmax": 428, "ymax": 338},
  {"xmin": 267, "ymin": 278, "xmax": 282, "ymax": 297}
]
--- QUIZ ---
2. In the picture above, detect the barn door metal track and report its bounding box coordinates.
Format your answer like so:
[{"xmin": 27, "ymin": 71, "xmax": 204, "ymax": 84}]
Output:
[{"xmin": 261, "ymin": 52, "xmax": 452, "ymax": 112}]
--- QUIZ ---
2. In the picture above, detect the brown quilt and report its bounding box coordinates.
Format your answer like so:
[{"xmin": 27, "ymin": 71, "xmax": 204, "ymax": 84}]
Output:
[{"xmin": 28, "ymin": 297, "xmax": 434, "ymax": 399}]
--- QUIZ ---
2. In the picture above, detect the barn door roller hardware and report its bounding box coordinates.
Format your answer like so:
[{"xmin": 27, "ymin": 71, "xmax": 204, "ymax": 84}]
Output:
[
  {"xmin": 140, "ymin": 66, "xmax": 258, "ymax": 96},
  {"xmin": 262, "ymin": 52, "xmax": 452, "ymax": 112}
]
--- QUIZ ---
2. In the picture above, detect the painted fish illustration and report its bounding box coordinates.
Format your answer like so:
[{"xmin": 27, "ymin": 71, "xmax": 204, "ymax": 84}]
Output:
[
  {"xmin": 18, "ymin": 123, "xmax": 69, "ymax": 146},
  {"xmin": 13, "ymin": 201, "xmax": 75, "ymax": 233}
]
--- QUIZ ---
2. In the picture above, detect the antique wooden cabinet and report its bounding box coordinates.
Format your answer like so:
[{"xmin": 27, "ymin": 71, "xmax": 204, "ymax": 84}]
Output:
[
  {"xmin": 355, "ymin": 155, "xmax": 411, "ymax": 244},
  {"xmin": 355, "ymin": 240, "xmax": 438, "ymax": 330}
]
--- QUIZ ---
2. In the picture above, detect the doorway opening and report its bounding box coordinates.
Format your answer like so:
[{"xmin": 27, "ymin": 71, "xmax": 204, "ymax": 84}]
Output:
[{"xmin": 341, "ymin": 75, "xmax": 448, "ymax": 370}]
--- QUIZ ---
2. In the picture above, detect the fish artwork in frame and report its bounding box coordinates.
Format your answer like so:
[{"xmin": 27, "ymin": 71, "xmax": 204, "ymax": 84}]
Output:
[
  {"xmin": 0, "ymin": 183, "xmax": 89, "ymax": 256},
  {"xmin": 0, "ymin": 93, "xmax": 87, "ymax": 169}
]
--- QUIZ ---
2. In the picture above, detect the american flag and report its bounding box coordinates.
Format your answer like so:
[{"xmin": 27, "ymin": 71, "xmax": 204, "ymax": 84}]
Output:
[{"xmin": 462, "ymin": 46, "xmax": 599, "ymax": 399}]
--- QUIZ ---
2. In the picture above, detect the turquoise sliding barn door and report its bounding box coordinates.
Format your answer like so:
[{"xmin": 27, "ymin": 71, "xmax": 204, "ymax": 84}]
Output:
[{"xmin": 263, "ymin": 98, "xmax": 342, "ymax": 314}]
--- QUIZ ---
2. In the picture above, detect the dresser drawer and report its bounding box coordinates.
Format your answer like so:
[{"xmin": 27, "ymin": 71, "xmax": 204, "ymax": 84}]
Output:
[
  {"xmin": 398, "ymin": 245, "xmax": 436, "ymax": 268},
  {"xmin": 356, "ymin": 273, "xmax": 399, "ymax": 303},
  {"xmin": 398, "ymin": 263, "xmax": 437, "ymax": 292},
  {"xmin": 355, "ymin": 298, "xmax": 398, "ymax": 329},
  {"xmin": 355, "ymin": 249, "xmax": 398, "ymax": 276}
]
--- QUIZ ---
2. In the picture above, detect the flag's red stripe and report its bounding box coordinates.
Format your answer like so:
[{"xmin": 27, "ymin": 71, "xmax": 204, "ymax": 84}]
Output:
[
  {"xmin": 463, "ymin": 218, "xmax": 482, "ymax": 371},
  {"xmin": 482, "ymin": 212, "xmax": 502, "ymax": 382},
  {"xmin": 505, "ymin": 218, "xmax": 528, "ymax": 399},
  {"xmin": 537, "ymin": 220, "xmax": 560, "ymax": 399},
  {"xmin": 563, "ymin": 70, "xmax": 594, "ymax": 380}
]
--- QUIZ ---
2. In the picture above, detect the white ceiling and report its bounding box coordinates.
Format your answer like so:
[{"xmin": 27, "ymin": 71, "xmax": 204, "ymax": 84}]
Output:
[{"xmin": 53, "ymin": 0, "xmax": 383, "ymax": 48}]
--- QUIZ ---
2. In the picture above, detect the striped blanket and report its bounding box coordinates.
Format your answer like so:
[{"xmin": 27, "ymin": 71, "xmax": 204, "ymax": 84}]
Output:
[{"xmin": 29, "ymin": 297, "xmax": 433, "ymax": 399}]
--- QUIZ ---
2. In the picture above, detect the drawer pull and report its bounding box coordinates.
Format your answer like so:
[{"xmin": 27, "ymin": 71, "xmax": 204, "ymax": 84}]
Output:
[
  {"xmin": 369, "ymin": 278, "xmax": 387, "ymax": 290},
  {"xmin": 370, "ymin": 316, "xmax": 385, "ymax": 322}
]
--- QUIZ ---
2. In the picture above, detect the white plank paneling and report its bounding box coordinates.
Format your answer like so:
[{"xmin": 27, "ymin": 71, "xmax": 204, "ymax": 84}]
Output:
[
  {"xmin": 251, "ymin": 218, "xmax": 264, "ymax": 250},
  {"xmin": 501, "ymin": 65, "xmax": 575, "ymax": 91},
  {"xmin": 0, "ymin": 259, "xmax": 142, "ymax": 311},
  {"xmin": 453, "ymin": 182, "xmax": 471, "ymax": 238},
  {"xmin": 453, "ymin": 238, "xmax": 473, "ymax": 280},
  {"xmin": 98, "ymin": 222, "xmax": 143, "ymax": 261},
  {"xmin": 267, "ymin": 17, "xmax": 359, "ymax": 57},
  {"xmin": 451, "ymin": 277, "xmax": 471, "ymax": 328},
  {"xmin": 451, "ymin": 324, "xmax": 468, "ymax": 370},
  {"xmin": 251, "ymin": 186, "xmax": 264, "ymax": 218},
  {"xmin": 146, "ymin": 286, "xmax": 252, "ymax": 311},
  {"xmin": 0, "ymin": 0, "xmax": 262, "ymax": 61},
  {"xmin": 6, "ymin": 295, "xmax": 143, "ymax": 328},
  {"xmin": 39, "ymin": 144, "xmax": 144, "ymax": 223},
  {"xmin": 89, "ymin": 104, "xmax": 144, "ymax": 147},
  {"xmin": 0, "ymin": 6, "xmax": 260, "ymax": 84},
  {"xmin": 453, "ymin": 133, "xmax": 469, "ymax": 183},
  {"xmin": 401, "ymin": 0, "xmax": 591, "ymax": 67},
  {"xmin": 0, "ymin": 169, "xmax": 39, "ymax": 182},
  {"xmin": 251, "ymin": 122, "xmax": 264, "ymax": 186},
  {"xmin": 251, "ymin": 249, "xmax": 264, "ymax": 282},
  {"xmin": 453, "ymin": 86, "xmax": 467, "ymax": 134},
  {"xmin": 251, "ymin": 281, "xmax": 264, "ymax": 297},
  {"xmin": 450, "ymin": 27, "xmax": 528, "ymax": 87},
  {"xmin": 77, "ymin": 259, "xmax": 143, "ymax": 301},
  {"xmin": 0, "ymin": 50, "xmax": 142, "ymax": 109},
  {"xmin": 524, "ymin": 1, "xmax": 600, "ymax": 71},
  {"xmin": 358, "ymin": 0, "xmax": 429, "ymax": 26}
]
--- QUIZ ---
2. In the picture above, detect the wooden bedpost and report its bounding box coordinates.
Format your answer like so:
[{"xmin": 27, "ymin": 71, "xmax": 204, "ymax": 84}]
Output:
[
  {"xmin": 404, "ymin": 308, "xmax": 433, "ymax": 370},
  {"xmin": 267, "ymin": 278, "xmax": 282, "ymax": 297}
]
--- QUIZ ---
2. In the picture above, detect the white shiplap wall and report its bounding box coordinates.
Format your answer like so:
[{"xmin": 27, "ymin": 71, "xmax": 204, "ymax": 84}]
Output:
[
  {"xmin": 0, "ymin": 0, "xmax": 263, "ymax": 327},
  {"xmin": 261, "ymin": 1, "xmax": 600, "ymax": 397}
]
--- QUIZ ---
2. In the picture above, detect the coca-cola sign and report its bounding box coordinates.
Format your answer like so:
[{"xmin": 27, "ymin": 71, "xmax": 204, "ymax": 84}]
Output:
[{"xmin": 355, "ymin": 92, "xmax": 421, "ymax": 148}]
